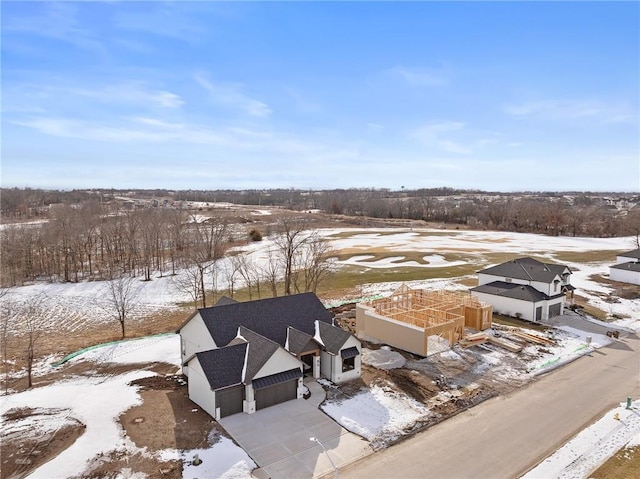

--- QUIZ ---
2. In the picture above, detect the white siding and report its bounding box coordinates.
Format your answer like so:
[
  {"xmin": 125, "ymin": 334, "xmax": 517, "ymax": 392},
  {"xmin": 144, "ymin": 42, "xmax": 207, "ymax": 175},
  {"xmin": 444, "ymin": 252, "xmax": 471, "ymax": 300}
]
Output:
[
  {"xmin": 180, "ymin": 314, "xmax": 217, "ymax": 375},
  {"xmin": 253, "ymin": 348, "xmax": 303, "ymax": 380},
  {"xmin": 617, "ymin": 254, "xmax": 638, "ymax": 264},
  {"xmin": 320, "ymin": 350, "xmax": 333, "ymax": 379},
  {"xmin": 478, "ymin": 273, "xmax": 561, "ymax": 296},
  {"xmin": 187, "ymin": 357, "xmax": 217, "ymax": 419},
  {"xmin": 471, "ymin": 292, "xmax": 564, "ymax": 322},
  {"xmin": 333, "ymin": 336, "xmax": 361, "ymax": 383},
  {"xmin": 610, "ymin": 267, "xmax": 640, "ymax": 285},
  {"xmin": 471, "ymin": 292, "xmax": 541, "ymax": 322}
]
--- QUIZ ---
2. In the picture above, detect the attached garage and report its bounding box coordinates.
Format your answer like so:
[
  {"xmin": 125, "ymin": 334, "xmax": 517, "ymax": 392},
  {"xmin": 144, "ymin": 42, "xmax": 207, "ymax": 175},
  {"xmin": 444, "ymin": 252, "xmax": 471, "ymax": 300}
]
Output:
[
  {"xmin": 548, "ymin": 303, "xmax": 562, "ymax": 318},
  {"xmin": 253, "ymin": 369, "xmax": 301, "ymax": 411},
  {"xmin": 216, "ymin": 384, "xmax": 244, "ymax": 418}
]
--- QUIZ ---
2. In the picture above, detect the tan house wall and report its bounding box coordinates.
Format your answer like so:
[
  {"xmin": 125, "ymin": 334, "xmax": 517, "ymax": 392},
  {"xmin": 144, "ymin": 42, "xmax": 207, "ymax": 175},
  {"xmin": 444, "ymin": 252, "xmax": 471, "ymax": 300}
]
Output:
[{"xmin": 356, "ymin": 304, "xmax": 428, "ymax": 356}]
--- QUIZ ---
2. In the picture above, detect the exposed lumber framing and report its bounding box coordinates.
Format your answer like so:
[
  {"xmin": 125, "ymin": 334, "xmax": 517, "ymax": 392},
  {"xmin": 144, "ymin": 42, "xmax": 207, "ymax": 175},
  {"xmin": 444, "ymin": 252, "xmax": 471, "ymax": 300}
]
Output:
[{"xmin": 358, "ymin": 285, "xmax": 493, "ymax": 356}]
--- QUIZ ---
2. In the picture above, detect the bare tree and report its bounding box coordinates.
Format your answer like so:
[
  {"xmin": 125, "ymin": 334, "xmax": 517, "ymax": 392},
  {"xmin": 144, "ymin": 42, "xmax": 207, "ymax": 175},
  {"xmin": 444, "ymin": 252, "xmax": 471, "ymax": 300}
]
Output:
[
  {"xmin": 20, "ymin": 293, "xmax": 48, "ymax": 389},
  {"xmin": 0, "ymin": 288, "xmax": 14, "ymax": 394},
  {"xmin": 234, "ymin": 251, "xmax": 262, "ymax": 300},
  {"xmin": 625, "ymin": 209, "xmax": 640, "ymax": 248},
  {"xmin": 175, "ymin": 264, "xmax": 206, "ymax": 308},
  {"xmin": 103, "ymin": 275, "xmax": 140, "ymax": 338},
  {"xmin": 261, "ymin": 248, "xmax": 281, "ymax": 298},
  {"xmin": 293, "ymin": 233, "xmax": 334, "ymax": 294},
  {"xmin": 273, "ymin": 217, "xmax": 309, "ymax": 295},
  {"xmin": 222, "ymin": 257, "xmax": 242, "ymax": 299}
]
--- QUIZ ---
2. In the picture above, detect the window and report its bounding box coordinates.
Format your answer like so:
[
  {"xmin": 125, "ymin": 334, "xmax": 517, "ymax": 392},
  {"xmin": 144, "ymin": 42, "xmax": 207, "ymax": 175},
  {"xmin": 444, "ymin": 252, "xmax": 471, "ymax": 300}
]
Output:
[
  {"xmin": 342, "ymin": 356, "xmax": 355, "ymax": 372},
  {"xmin": 181, "ymin": 338, "xmax": 186, "ymax": 356}
]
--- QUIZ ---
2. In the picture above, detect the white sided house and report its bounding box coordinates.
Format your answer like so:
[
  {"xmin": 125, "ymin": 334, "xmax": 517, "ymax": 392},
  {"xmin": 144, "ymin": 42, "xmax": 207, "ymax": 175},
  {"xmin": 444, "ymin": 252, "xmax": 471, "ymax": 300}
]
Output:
[
  {"xmin": 470, "ymin": 257, "xmax": 574, "ymax": 322},
  {"xmin": 177, "ymin": 293, "xmax": 361, "ymax": 419},
  {"xmin": 609, "ymin": 249, "xmax": 640, "ymax": 286}
]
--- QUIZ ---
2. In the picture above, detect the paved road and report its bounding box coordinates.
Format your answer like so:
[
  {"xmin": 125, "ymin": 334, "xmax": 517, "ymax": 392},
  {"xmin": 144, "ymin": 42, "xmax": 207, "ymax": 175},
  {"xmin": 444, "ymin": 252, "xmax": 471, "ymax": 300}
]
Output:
[{"xmin": 341, "ymin": 334, "xmax": 640, "ymax": 479}]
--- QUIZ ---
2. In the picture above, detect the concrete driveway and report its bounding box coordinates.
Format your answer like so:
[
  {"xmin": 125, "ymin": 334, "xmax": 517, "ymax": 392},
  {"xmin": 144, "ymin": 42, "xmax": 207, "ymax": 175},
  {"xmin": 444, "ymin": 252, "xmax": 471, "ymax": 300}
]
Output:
[{"xmin": 219, "ymin": 379, "xmax": 372, "ymax": 479}]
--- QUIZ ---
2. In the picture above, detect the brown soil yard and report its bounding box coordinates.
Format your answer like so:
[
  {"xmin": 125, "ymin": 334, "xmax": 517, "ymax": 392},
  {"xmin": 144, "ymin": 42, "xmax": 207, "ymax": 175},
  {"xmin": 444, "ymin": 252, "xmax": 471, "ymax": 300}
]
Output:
[{"xmin": 2, "ymin": 301, "xmax": 562, "ymax": 478}]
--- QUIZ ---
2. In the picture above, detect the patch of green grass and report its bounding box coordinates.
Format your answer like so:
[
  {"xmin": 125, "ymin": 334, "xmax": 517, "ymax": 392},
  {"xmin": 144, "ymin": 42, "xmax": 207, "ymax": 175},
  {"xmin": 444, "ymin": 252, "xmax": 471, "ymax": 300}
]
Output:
[{"xmin": 551, "ymin": 250, "xmax": 618, "ymax": 264}]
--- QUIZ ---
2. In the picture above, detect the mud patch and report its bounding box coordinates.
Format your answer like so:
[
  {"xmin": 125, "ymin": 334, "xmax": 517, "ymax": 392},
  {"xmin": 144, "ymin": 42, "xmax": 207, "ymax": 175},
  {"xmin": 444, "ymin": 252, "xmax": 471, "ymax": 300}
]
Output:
[{"xmin": 1, "ymin": 407, "xmax": 85, "ymax": 479}]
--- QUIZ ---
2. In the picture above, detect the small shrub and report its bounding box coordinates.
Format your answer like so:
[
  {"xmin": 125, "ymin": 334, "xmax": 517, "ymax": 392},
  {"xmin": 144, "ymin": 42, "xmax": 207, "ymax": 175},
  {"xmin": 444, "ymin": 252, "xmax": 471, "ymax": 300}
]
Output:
[{"xmin": 248, "ymin": 229, "xmax": 262, "ymax": 241}]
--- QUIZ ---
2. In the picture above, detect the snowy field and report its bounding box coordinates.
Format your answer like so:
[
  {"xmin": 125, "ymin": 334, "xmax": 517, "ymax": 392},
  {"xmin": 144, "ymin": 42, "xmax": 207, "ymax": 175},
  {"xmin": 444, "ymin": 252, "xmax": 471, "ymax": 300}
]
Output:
[
  {"xmin": 2, "ymin": 227, "xmax": 639, "ymax": 478},
  {"xmin": 4, "ymin": 228, "xmax": 639, "ymax": 334}
]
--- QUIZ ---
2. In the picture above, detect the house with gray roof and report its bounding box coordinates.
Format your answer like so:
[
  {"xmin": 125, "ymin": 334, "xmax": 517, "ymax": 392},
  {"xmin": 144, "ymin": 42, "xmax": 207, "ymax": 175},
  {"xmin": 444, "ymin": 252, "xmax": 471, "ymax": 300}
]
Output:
[
  {"xmin": 609, "ymin": 248, "xmax": 640, "ymax": 285},
  {"xmin": 178, "ymin": 293, "xmax": 361, "ymax": 419},
  {"xmin": 470, "ymin": 257, "xmax": 574, "ymax": 322}
]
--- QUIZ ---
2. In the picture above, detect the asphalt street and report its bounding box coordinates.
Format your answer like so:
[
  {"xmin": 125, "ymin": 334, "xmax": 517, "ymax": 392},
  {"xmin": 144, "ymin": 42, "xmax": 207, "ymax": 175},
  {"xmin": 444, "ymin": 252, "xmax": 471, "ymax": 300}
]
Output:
[{"xmin": 340, "ymin": 333, "xmax": 640, "ymax": 479}]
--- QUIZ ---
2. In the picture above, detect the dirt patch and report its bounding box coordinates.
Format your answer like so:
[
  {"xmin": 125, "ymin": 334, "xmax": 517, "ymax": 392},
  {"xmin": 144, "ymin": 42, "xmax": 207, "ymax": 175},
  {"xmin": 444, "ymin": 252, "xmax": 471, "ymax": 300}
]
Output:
[
  {"xmin": 69, "ymin": 450, "xmax": 182, "ymax": 479},
  {"xmin": 1, "ymin": 407, "xmax": 85, "ymax": 479},
  {"xmin": 590, "ymin": 445, "xmax": 640, "ymax": 479},
  {"xmin": 121, "ymin": 374, "xmax": 220, "ymax": 452}
]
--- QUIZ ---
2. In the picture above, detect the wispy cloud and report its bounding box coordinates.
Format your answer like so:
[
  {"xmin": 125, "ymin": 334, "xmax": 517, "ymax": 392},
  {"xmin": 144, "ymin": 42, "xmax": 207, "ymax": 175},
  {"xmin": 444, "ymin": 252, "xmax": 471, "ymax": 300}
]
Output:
[
  {"xmin": 387, "ymin": 65, "xmax": 451, "ymax": 87},
  {"xmin": 194, "ymin": 73, "xmax": 271, "ymax": 117},
  {"xmin": 2, "ymin": 2, "xmax": 106, "ymax": 55},
  {"xmin": 10, "ymin": 116, "xmax": 318, "ymax": 155},
  {"xmin": 411, "ymin": 121, "xmax": 471, "ymax": 154},
  {"xmin": 2, "ymin": 82, "xmax": 183, "ymax": 113},
  {"xmin": 504, "ymin": 99, "xmax": 634, "ymax": 124},
  {"xmin": 114, "ymin": 4, "xmax": 207, "ymax": 42}
]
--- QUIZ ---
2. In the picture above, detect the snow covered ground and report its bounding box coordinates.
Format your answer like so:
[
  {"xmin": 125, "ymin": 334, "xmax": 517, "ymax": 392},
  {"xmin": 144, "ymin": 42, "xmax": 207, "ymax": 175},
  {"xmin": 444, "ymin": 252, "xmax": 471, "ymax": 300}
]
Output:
[
  {"xmin": 4, "ymin": 227, "xmax": 638, "ymax": 334},
  {"xmin": 521, "ymin": 400, "xmax": 640, "ymax": 479},
  {"xmin": 0, "ymin": 335, "xmax": 256, "ymax": 479},
  {"xmin": 2, "ymin": 227, "xmax": 639, "ymax": 478}
]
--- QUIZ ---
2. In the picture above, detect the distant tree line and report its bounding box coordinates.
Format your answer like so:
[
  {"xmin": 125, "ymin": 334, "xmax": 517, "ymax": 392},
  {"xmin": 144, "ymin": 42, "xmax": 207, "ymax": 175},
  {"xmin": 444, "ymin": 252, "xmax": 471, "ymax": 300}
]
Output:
[{"xmin": 0, "ymin": 199, "xmax": 334, "ymax": 304}]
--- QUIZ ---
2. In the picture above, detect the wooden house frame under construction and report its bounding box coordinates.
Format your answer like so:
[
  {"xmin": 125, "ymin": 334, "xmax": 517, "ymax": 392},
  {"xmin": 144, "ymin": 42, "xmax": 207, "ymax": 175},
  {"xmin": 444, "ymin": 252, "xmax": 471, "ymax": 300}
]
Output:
[{"xmin": 355, "ymin": 285, "xmax": 493, "ymax": 357}]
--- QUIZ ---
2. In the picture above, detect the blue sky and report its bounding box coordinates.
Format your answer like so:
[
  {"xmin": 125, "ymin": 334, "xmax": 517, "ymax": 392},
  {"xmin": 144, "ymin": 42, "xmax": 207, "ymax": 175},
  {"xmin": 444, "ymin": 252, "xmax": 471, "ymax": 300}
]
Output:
[{"xmin": 2, "ymin": 1, "xmax": 639, "ymax": 191}]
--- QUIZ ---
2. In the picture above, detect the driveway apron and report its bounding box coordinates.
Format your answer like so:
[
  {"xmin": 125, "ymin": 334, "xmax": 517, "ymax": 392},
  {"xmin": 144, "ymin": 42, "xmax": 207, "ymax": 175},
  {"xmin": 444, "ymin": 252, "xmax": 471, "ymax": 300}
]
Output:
[{"xmin": 219, "ymin": 380, "xmax": 372, "ymax": 478}]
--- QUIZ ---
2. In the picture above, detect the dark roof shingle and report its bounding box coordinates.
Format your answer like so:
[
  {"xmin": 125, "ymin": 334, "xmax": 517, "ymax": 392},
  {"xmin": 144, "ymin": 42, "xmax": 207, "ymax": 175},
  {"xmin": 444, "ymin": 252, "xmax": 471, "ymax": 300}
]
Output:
[
  {"xmin": 618, "ymin": 249, "xmax": 640, "ymax": 260},
  {"xmin": 199, "ymin": 292, "xmax": 333, "ymax": 347},
  {"xmin": 478, "ymin": 257, "xmax": 570, "ymax": 284},
  {"xmin": 471, "ymin": 281, "xmax": 549, "ymax": 302},
  {"xmin": 316, "ymin": 321, "xmax": 351, "ymax": 354},
  {"xmin": 286, "ymin": 327, "xmax": 321, "ymax": 355},
  {"xmin": 195, "ymin": 343, "xmax": 247, "ymax": 390}
]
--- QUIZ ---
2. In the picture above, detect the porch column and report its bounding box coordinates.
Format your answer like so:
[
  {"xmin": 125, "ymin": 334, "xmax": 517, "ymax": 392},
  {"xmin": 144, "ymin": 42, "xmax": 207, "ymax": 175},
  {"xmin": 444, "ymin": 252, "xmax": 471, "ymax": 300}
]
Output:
[
  {"xmin": 313, "ymin": 353, "xmax": 320, "ymax": 379},
  {"xmin": 243, "ymin": 384, "xmax": 256, "ymax": 414}
]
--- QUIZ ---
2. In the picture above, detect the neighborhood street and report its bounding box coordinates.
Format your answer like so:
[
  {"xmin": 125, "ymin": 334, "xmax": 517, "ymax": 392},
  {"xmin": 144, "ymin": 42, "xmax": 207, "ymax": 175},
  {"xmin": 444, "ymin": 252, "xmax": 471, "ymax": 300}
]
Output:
[{"xmin": 340, "ymin": 333, "xmax": 640, "ymax": 479}]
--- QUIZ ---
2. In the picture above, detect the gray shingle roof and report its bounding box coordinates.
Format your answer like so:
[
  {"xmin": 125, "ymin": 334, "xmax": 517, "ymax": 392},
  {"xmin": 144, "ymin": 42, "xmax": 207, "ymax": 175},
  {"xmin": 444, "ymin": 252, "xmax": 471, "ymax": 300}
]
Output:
[
  {"xmin": 233, "ymin": 327, "xmax": 281, "ymax": 382},
  {"xmin": 195, "ymin": 343, "xmax": 247, "ymax": 390},
  {"xmin": 215, "ymin": 296, "xmax": 239, "ymax": 306},
  {"xmin": 252, "ymin": 368, "xmax": 302, "ymax": 389},
  {"xmin": 618, "ymin": 249, "xmax": 640, "ymax": 260},
  {"xmin": 611, "ymin": 261, "xmax": 640, "ymax": 272},
  {"xmin": 198, "ymin": 292, "xmax": 333, "ymax": 347},
  {"xmin": 478, "ymin": 257, "xmax": 570, "ymax": 283},
  {"xmin": 286, "ymin": 327, "xmax": 321, "ymax": 356},
  {"xmin": 471, "ymin": 281, "xmax": 549, "ymax": 302},
  {"xmin": 316, "ymin": 321, "xmax": 351, "ymax": 354}
]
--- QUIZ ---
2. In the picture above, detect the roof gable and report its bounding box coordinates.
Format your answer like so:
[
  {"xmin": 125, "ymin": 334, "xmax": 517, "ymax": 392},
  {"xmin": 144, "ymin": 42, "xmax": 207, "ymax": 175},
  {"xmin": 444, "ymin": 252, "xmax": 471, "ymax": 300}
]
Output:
[
  {"xmin": 198, "ymin": 292, "xmax": 333, "ymax": 347},
  {"xmin": 233, "ymin": 327, "xmax": 280, "ymax": 381},
  {"xmin": 316, "ymin": 320, "xmax": 351, "ymax": 354},
  {"xmin": 286, "ymin": 327, "xmax": 322, "ymax": 355},
  {"xmin": 194, "ymin": 343, "xmax": 247, "ymax": 390},
  {"xmin": 478, "ymin": 257, "xmax": 569, "ymax": 284}
]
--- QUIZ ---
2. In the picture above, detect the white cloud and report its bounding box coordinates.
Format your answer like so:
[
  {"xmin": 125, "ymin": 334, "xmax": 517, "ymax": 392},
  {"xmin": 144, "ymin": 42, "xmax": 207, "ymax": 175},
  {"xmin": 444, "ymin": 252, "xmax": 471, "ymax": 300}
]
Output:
[
  {"xmin": 194, "ymin": 74, "xmax": 271, "ymax": 117},
  {"xmin": 411, "ymin": 121, "xmax": 471, "ymax": 154},
  {"xmin": 388, "ymin": 65, "xmax": 450, "ymax": 87},
  {"xmin": 504, "ymin": 99, "xmax": 634, "ymax": 124}
]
